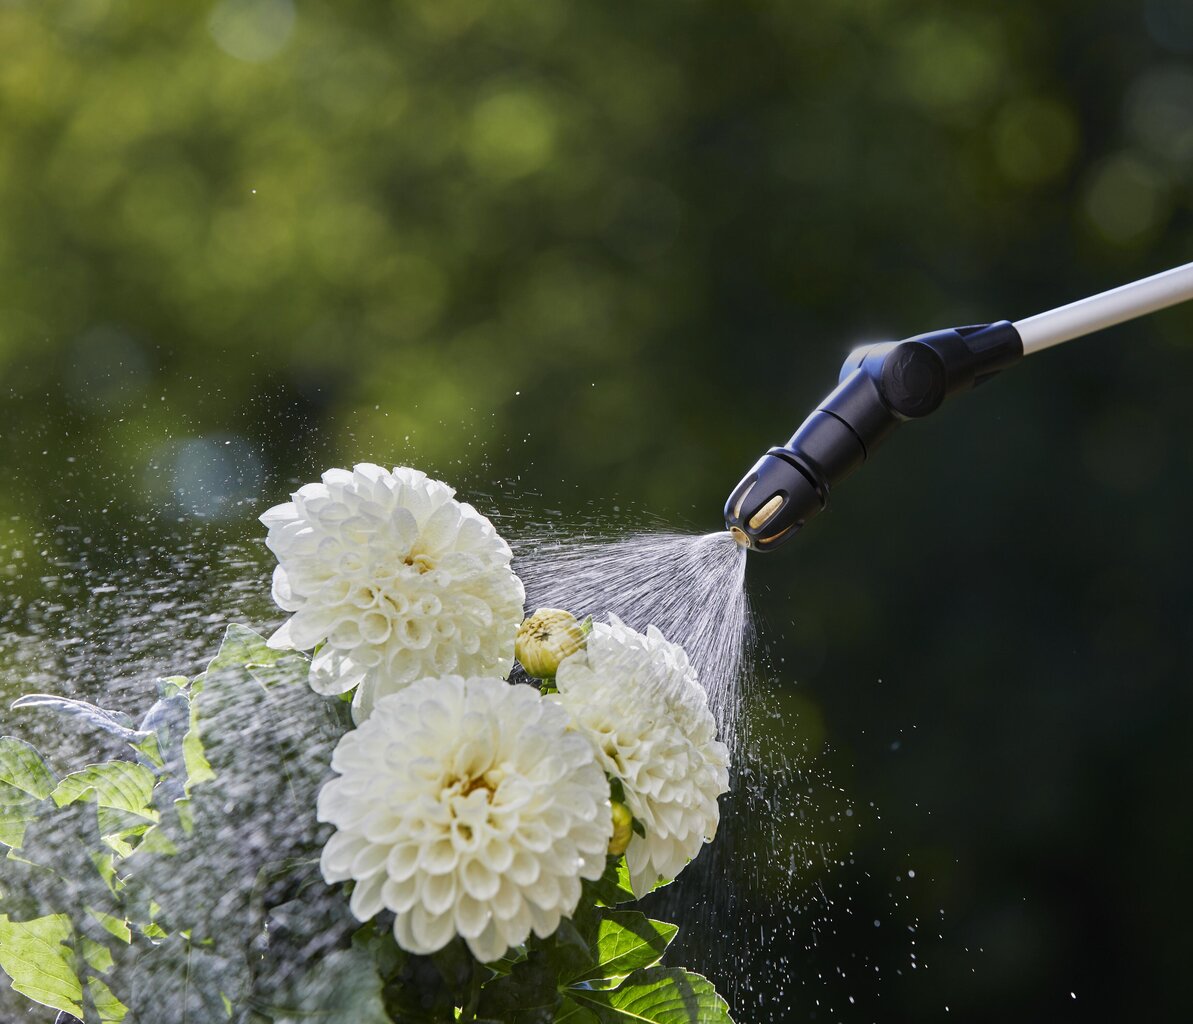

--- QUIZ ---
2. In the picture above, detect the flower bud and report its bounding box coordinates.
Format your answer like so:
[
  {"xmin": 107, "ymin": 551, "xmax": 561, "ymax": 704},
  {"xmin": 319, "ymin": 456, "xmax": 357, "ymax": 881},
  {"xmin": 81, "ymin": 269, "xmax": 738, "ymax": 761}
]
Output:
[
  {"xmin": 608, "ymin": 801, "xmax": 634, "ymax": 856},
  {"xmin": 516, "ymin": 608, "xmax": 586, "ymax": 679}
]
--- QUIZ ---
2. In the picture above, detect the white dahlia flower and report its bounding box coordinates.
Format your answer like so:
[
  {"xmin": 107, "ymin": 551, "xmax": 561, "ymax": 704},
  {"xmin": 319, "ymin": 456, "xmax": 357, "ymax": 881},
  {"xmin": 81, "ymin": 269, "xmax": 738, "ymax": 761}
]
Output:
[
  {"xmin": 553, "ymin": 616, "xmax": 730, "ymax": 896},
  {"xmin": 260, "ymin": 464, "xmax": 526, "ymax": 720},
  {"xmin": 318, "ymin": 676, "xmax": 612, "ymax": 963}
]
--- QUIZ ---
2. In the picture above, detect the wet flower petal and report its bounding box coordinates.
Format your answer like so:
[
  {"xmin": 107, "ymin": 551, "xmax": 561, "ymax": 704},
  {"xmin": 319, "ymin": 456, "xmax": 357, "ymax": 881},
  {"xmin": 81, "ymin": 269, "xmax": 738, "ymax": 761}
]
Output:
[{"xmin": 318, "ymin": 676, "xmax": 612, "ymax": 962}]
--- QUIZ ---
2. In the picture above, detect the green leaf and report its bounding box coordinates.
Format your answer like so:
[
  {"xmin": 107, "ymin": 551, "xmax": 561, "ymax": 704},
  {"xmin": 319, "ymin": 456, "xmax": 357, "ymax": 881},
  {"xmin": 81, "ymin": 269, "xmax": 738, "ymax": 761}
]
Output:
[
  {"xmin": 0, "ymin": 913, "xmax": 83, "ymax": 1018},
  {"xmin": 0, "ymin": 785, "xmax": 47, "ymax": 850},
  {"xmin": 259, "ymin": 943, "xmax": 391, "ymax": 1024},
  {"xmin": 476, "ymin": 949, "xmax": 562, "ymax": 1023},
  {"xmin": 543, "ymin": 917, "xmax": 596, "ymax": 981},
  {"xmin": 202, "ymin": 622, "xmax": 289, "ymax": 676},
  {"xmin": 570, "ymin": 968, "xmax": 733, "ymax": 1023},
  {"xmin": 88, "ymin": 976, "xmax": 129, "ymax": 1021},
  {"xmin": 82, "ymin": 936, "xmax": 115, "ymax": 974},
  {"xmin": 9, "ymin": 696, "xmax": 142, "ymax": 741},
  {"xmin": 130, "ymin": 935, "xmax": 247, "ymax": 1024},
  {"xmin": 487, "ymin": 944, "xmax": 528, "ymax": 976},
  {"xmin": 568, "ymin": 913, "xmax": 677, "ymax": 984},
  {"xmin": 182, "ymin": 698, "xmax": 215, "ymax": 789},
  {"xmin": 52, "ymin": 761, "xmax": 158, "ymax": 821},
  {"xmin": 587, "ymin": 855, "xmax": 636, "ymax": 907},
  {"xmin": 86, "ymin": 907, "xmax": 132, "ymax": 944},
  {"xmin": 0, "ymin": 736, "xmax": 57, "ymax": 799},
  {"xmin": 555, "ymin": 997, "xmax": 601, "ymax": 1023}
]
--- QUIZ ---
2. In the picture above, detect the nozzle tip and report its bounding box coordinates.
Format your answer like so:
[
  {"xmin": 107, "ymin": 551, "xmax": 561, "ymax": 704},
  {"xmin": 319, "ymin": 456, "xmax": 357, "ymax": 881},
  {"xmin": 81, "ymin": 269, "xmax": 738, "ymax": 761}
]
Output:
[{"xmin": 729, "ymin": 526, "xmax": 750, "ymax": 549}]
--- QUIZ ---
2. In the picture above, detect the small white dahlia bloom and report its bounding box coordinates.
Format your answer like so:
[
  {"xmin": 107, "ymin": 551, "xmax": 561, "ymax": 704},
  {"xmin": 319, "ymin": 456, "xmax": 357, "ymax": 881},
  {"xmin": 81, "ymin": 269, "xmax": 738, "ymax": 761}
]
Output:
[
  {"xmin": 553, "ymin": 616, "xmax": 730, "ymax": 896},
  {"xmin": 260, "ymin": 464, "xmax": 526, "ymax": 720},
  {"xmin": 317, "ymin": 676, "xmax": 612, "ymax": 963}
]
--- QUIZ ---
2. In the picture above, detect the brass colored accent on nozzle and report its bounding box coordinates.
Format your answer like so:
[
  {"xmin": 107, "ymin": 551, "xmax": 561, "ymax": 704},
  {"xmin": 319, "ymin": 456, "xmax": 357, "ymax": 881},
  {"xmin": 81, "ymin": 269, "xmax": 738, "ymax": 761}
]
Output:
[
  {"xmin": 729, "ymin": 526, "xmax": 750, "ymax": 548},
  {"xmin": 748, "ymin": 494, "xmax": 784, "ymax": 530}
]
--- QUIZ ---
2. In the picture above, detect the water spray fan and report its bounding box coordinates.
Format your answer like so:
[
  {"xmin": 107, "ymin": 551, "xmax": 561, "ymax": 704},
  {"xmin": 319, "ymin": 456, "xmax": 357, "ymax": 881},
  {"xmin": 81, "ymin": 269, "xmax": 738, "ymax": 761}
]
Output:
[{"xmin": 725, "ymin": 261, "xmax": 1193, "ymax": 550}]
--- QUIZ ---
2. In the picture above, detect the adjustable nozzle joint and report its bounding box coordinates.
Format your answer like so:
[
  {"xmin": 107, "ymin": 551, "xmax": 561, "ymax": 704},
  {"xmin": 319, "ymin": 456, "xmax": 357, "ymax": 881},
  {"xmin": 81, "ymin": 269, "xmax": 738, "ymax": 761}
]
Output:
[{"xmin": 724, "ymin": 321, "xmax": 1022, "ymax": 550}]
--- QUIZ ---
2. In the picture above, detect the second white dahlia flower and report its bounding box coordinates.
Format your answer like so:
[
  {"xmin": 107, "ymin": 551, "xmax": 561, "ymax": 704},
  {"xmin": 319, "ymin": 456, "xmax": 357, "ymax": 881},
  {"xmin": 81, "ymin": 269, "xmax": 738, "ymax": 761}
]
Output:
[
  {"xmin": 553, "ymin": 616, "xmax": 730, "ymax": 896},
  {"xmin": 260, "ymin": 464, "xmax": 526, "ymax": 720},
  {"xmin": 317, "ymin": 676, "xmax": 612, "ymax": 963}
]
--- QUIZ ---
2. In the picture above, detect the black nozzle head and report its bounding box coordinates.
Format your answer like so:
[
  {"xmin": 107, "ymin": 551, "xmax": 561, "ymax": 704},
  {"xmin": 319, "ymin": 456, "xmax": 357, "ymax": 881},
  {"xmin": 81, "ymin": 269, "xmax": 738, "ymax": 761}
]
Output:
[{"xmin": 723, "ymin": 448, "xmax": 824, "ymax": 551}]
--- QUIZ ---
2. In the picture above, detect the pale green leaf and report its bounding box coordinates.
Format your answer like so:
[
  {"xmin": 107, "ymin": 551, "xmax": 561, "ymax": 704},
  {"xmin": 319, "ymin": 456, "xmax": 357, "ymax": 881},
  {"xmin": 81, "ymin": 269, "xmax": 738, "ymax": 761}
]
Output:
[
  {"xmin": 0, "ymin": 785, "xmax": 45, "ymax": 850},
  {"xmin": 203, "ymin": 623, "xmax": 288, "ymax": 676},
  {"xmin": 571, "ymin": 967, "xmax": 734, "ymax": 1023},
  {"xmin": 52, "ymin": 761, "xmax": 158, "ymax": 821},
  {"xmin": 89, "ymin": 975, "xmax": 129, "ymax": 1021},
  {"xmin": 82, "ymin": 936, "xmax": 115, "ymax": 974},
  {"xmin": 9, "ymin": 696, "xmax": 141, "ymax": 741},
  {"xmin": 0, "ymin": 737, "xmax": 57, "ymax": 799},
  {"xmin": 87, "ymin": 907, "xmax": 132, "ymax": 944},
  {"xmin": 0, "ymin": 913, "xmax": 83, "ymax": 1017},
  {"xmin": 569, "ymin": 912, "xmax": 677, "ymax": 984}
]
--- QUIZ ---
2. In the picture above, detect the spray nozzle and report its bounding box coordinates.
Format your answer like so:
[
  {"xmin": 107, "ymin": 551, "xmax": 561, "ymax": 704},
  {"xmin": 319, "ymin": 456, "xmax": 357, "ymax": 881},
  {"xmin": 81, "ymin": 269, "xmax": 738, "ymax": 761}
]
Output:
[{"xmin": 724, "ymin": 320, "xmax": 1023, "ymax": 551}]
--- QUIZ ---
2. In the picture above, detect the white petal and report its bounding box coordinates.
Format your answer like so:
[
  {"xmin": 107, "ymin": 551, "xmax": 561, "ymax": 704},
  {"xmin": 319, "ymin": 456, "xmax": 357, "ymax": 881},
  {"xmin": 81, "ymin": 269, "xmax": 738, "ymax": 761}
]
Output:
[
  {"xmin": 266, "ymin": 617, "xmax": 297, "ymax": 651},
  {"xmin": 349, "ymin": 871, "xmax": 387, "ymax": 920}
]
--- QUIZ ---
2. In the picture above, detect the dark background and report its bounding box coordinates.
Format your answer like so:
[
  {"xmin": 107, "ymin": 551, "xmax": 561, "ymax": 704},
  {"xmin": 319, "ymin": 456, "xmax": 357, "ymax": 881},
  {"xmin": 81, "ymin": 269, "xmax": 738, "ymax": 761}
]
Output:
[{"xmin": 3, "ymin": 0, "xmax": 1193, "ymax": 1020}]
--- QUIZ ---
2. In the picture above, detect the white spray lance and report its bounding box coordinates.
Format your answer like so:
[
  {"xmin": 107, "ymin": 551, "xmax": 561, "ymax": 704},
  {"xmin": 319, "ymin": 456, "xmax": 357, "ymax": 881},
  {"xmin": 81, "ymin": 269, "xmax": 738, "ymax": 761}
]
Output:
[{"xmin": 725, "ymin": 261, "xmax": 1193, "ymax": 550}]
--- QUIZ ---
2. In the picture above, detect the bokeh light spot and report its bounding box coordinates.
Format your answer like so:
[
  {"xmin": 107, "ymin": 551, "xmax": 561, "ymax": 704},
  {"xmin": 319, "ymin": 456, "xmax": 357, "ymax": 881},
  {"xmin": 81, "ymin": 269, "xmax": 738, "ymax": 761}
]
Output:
[
  {"xmin": 170, "ymin": 436, "xmax": 265, "ymax": 519},
  {"xmin": 992, "ymin": 95, "xmax": 1079, "ymax": 185},
  {"xmin": 208, "ymin": 0, "xmax": 296, "ymax": 64},
  {"xmin": 1145, "ymin": 0, "xmax": 1193, "ymax": 54},
  {"xmin": 466, "ymin": 87, "xmax": 557, "ymax": 180},
  {"xmin": 1126, "ymin": 66, "xmax": 1193, "ymax": 166},
  {"xmin": 1082, "ymin": 154, "xmax": 1169, "ymax": 246}
]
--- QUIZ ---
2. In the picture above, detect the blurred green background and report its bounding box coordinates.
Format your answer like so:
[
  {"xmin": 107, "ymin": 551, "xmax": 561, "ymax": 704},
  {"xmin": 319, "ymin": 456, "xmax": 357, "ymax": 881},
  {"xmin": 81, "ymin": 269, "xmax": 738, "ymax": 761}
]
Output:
[{"xmin": 4, "ymin": 0, "xmax": 1193, "ymax": 1019}]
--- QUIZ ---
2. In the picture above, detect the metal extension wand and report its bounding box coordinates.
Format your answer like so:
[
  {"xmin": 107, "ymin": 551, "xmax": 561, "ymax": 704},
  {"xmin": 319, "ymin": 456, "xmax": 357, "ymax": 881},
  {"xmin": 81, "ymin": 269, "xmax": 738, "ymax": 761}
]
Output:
[{"xmin": 724, "ymin": 260, "xmax": 1193, "ymax": 550}]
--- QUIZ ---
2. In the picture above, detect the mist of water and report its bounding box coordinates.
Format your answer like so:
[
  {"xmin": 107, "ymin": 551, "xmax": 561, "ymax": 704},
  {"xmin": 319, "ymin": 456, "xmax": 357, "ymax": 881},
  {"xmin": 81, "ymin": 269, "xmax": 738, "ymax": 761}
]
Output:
[
  {"xmin": 0, "ymin": 509, "xmax": 907, "ymax": 1024},
  {"xmin": 514, "ymin": 529, "xmax": 751, "ymax": 750}
]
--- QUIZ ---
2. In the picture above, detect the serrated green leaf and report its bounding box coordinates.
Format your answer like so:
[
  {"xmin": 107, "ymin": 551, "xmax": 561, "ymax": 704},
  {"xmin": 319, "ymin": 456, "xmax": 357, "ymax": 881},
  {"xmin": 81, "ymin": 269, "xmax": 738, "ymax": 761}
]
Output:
[
  {"xmin": 87, "ymin": 907, "xmax": 132, "ymax": 944},
  {"xmin": 0, "ymin": 736, "xmax": 57, "ymax": 799},
  {"xmin": 476, "ymin": 949, "xmax": 561, "ymax": 1023},
  {"xmin": 0, "ymin": 785, "xmax": 47, "ymax": 850},
  {"xmin": 203, "ymin": 623, "xmax": 288, "ymax": 675},
  {"xmin": 0, "ymin": 913, "xmax": 83, "ymax": 1017},
  {"xmin": 97, "ymin": 805, "xmax": 155, "ymax": 856},
  {"xmin": 588, "ymin": 855, "xmax": 636, "ymax": 907},
  {"xmin": 88, "ymin": 976, "xmax": 129, "ymax": 1021},
  {"xmin": 157, "ymin": 676, "xmax": 191, "ymax": 700},
  {"xmin": 570, "ymin": 967, "xmax": 733, "ymax": 1023},
  {"xmin": 52, "ymin": 761, "xmax": 158, "ymax": 821},
  {"xmin": 82, "ymin": 936, "xmax": 115, "ymax": 974},
  {"xmin": 568, "ymin": 913, "xmax": 677, "ymax": 984}
]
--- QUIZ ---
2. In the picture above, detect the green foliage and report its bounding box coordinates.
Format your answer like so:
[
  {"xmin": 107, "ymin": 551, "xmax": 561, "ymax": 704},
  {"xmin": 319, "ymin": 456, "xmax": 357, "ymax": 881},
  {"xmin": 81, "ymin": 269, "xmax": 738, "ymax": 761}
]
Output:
[
  {"xmin": 0, "ymin": 625, "xmax": 733, "ymax": 1022},
  {"xmin": 0, "ymin": 737, "xmax": 58, "ymax": 799},
  {"xmin": 568, "ymin": 913, "xmax": 679, "ymax": 985},
  {"xmin": 52, "ymin": 762, "xmax": 159, "ymax": 820},
  {"xmin": 471, "ymin": 879, "xmax": 726, "ymax": 1024},
  {"xmin": 570, "ymin": 968, "xmax": 731, "ymax": 1023},
  {"xmin": 0, "ymin": 624, "xmax": 357, "ymax": 1024},
  {"xmin": 0, "ymin": 913, "xmax": 89, "ymax": 1020},
  {"xmin": 0, "ymin": 737, "xmax": 57, "ymax": 850}
]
